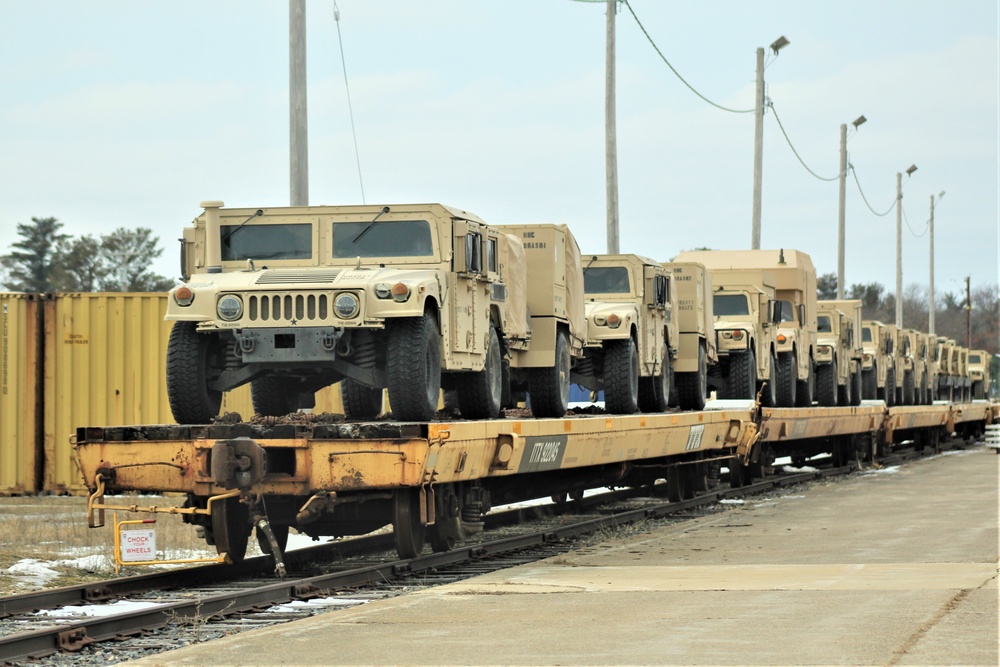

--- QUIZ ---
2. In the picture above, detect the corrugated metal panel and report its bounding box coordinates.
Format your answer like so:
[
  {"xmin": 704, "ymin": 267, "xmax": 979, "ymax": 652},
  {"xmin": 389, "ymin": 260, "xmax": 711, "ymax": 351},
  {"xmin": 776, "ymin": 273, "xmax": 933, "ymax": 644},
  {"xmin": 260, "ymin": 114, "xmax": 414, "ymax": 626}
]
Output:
[
  {"xmin": 44, "ymin": 293, "xmax": 176, "ymax": 493},
  {"xmin": 0, "ymin": 294, "xmax": 42, "ymax": 494}
]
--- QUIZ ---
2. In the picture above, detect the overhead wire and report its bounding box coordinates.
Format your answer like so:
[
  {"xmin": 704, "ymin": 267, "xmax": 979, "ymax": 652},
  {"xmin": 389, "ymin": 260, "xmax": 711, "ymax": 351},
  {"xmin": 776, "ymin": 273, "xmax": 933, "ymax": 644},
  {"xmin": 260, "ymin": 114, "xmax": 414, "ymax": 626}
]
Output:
[
  {"xmin": 333, "ymin": 1, "xmax": 366, "ymax": 203},
  {"xmin": 767, "ymin": 101, "xmax": 844, "ymax": 182},
  {"xmin": 850, "ymin": 166, "xmax": 896, "ymax": 217}
]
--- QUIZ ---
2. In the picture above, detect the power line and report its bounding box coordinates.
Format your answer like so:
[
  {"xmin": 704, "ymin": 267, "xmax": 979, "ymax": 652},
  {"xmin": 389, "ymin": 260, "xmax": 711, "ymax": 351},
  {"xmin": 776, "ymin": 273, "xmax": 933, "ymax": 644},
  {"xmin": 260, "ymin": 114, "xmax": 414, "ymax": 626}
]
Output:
[
  {"xmin": 621, "ymin": 0, "xmax": 754, "ymax": 114},
  {"xmin": 850, "ymin": 165, "xmax": 896, "ymax": 217},
  {"xmin": 902, "ymin": 203, "xmax": 930, "ymax": 238},
  {"xmin": 768, "ymin": 101, "xmax": 844, "ymax": 182},
  {"xmin": 334, "ymin": 1, "xmax": 366, "ymax": 204}
]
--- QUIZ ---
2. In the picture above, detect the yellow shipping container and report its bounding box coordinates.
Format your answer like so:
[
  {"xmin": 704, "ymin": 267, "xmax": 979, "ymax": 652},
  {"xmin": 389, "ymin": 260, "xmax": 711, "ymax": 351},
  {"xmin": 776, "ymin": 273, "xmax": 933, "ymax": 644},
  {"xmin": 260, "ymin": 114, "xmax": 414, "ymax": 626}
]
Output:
[{"xmin": 0, "ymin": 293, "xmax": 43, "ymax": 494}]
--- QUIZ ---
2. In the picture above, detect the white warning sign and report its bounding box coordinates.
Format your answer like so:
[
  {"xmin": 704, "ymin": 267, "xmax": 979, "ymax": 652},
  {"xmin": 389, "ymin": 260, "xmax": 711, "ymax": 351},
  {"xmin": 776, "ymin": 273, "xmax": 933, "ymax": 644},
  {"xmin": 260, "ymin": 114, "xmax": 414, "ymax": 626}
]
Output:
[{"xmin": 120, "ymin": 529, "xmax": 156, "ymax": 562}]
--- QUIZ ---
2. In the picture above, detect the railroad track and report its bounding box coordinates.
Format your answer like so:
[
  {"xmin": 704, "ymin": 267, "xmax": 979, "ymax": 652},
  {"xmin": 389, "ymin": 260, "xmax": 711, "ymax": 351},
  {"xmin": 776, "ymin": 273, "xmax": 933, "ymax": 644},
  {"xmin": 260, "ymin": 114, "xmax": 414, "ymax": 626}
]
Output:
[{"xmin": 0, "ymin": 444, "xmax": 939, "ymax": 666}]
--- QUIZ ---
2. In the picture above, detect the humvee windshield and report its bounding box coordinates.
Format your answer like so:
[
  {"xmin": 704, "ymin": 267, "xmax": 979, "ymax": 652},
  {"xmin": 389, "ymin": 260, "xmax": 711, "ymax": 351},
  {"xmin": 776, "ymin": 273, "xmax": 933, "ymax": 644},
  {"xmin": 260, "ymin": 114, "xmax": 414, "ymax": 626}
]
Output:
[
  {"xmin": 332, "ymin": 220, "xmax": 434, "ymax": 258},
  {"xmin": 969, "ymin": 354, "xmax": 981, "ymax": 364},
  {"xmin": 714, "ymin": 294, "xmax": 749, "ymax": 316},
  {"xmin": 221, "ymin": 224, "xmax": 312, "ymax": 260},
  {"xmin": 862, "ymin": 327, "xmax": 873, "ymax": 342},
  {"xmin": 584, "ymin": 267, "xmax": 630, "ymax": 294},
  {"xmin": 817, "ymin": 315, "xmax": 832, "ymax": 332},
  {"xmin": 777, "ymin": 299, "xmax": 795, "ymax": 322}
]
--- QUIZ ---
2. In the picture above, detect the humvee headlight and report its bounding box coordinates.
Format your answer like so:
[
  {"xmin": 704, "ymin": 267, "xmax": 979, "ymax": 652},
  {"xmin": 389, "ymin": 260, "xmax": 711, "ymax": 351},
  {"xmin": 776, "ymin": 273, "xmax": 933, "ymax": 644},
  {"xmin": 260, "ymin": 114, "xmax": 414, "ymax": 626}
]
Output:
[
  {"xmin": 217, "ymin": 295, "xmax": 243, "ymax": 321},
  {"xmin": 173, "ymin": 286, "xmax": 195, "ymax": 307},
  {"xmin": 817, "ymin": 345, "xmax": 832, "ymax": 355},
  {"xmin": 334, "ymin": 293, "xmax": 360, "ymax": 319},
  {"xmin": 594, "ymin": 315, "xmax": 608, "ymax": 326},
  {"xmin": 606, "ymin": 314, "xmax": 621, "ymax": 329},
  {"xmin": 374, "ymin": 283, "xmax": 392, "ymax": 299},
  {"xmin": 863, "ymin": 353, "xmax": 872, "ymax": 363},
  {"xmin": 390, "ymin": 282, "xmax": 411, "ymax": 303}
]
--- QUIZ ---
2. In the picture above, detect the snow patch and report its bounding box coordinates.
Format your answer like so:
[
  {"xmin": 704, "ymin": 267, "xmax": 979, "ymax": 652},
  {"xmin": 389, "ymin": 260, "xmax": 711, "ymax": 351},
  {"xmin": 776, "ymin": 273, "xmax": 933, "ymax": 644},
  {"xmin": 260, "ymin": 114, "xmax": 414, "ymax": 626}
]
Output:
[
  {"xmin": 34, "ymin": 599, "xmax": 167, "ymax": 618},
  {"xmin": 267, "ymin": 597, "xmax": 370, "ymax": 613}
]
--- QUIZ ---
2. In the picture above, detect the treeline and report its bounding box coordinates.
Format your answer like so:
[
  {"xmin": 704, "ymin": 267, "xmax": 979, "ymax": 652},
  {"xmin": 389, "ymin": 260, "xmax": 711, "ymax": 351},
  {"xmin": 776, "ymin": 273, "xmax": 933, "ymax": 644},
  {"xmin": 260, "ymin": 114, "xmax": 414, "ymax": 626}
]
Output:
[
  {"xmin": 817, "ymin": 272, "xmax": 998, "ymax": 356},
  {"xmin": 0, "ymin": 216, "xmax": 174, "ymax": 292}
]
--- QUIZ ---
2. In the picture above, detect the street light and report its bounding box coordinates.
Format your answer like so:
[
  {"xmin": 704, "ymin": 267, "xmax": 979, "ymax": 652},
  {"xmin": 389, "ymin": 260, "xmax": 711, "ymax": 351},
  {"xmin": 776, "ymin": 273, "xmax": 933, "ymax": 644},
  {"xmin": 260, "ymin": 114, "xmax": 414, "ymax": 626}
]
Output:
[
  {"xmin": 896, "ymin": 165, "xmax": 918, "ymax": 327},
  {"xmin": 837, "ymin": 114, "xmax": 867, "ymax": 299},
  {"xmin": 752, "ymin": 36, "xmax": 790, "ymax": 249},
  {"xmin": 928, "ymin": 191, "xmax": 945, "ymax": 334}
]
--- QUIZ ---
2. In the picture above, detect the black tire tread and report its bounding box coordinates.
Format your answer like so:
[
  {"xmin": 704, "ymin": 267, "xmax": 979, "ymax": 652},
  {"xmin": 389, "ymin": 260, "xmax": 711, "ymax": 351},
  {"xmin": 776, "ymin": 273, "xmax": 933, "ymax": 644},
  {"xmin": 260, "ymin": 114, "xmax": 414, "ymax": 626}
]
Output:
[
  {"xmin": 727, "ymin": 350, "xmax": 756, "ymax": 400},
  {"xmin": 456, "ymin": 328, "xmax": 503, "ymax": 419},
  {"xmin": 816, "ymin": 360, "xmax": 837, "ymax": 407},
  {"xmin": 775, "ymin": 351, "xmax": 796, "ymax": 408},
  {"xmin": 387, "ymin": 314, "xmax": 441, "ymax": 421},
  {"xmin": 166, "ymin": 321, "xmax": 222, "ymax": 424},
  {"xmin": 604, "ymin": 339, "xmax": 639, "ymax": 414},
  {"xmin": 342, "ymin": 378, "xmax": 383, "ymax": 421},
  {"xmin": 529, "ymin": 329, "xmax": 570, "ymax": 418}
]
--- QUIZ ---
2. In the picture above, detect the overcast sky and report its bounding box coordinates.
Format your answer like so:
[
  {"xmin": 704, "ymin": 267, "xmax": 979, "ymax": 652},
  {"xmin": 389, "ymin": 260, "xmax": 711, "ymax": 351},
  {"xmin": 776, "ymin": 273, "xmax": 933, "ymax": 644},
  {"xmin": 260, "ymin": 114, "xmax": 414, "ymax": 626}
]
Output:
[{"xmin": 1, "ymin": 1, "xmax": 997, "ymax": 301}]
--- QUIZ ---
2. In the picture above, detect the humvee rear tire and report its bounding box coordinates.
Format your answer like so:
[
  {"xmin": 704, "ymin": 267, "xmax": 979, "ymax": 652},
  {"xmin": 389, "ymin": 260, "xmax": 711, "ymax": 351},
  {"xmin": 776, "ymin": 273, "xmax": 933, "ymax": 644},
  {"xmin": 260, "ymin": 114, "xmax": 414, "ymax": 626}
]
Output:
[
  {"xmin": 529, "ymin": 329, "xmax": 571, "ymax": 418},
  {"xmin": 342, "ymin": 378, "xmax": 383, "ymax": 421},
  {"xmin": 251, "ymin": 376, "xmax": 299, "ymax": 417},
  {"xmin": 457, "ymin": 327, "xmax": 503, "ymax": 419},
  {"xmin": 817, "ymin": 360, "xmax": 837, "ymax": 407},
  {"xmin": 638, "ymin": 345, "xmax": 670, "ymax": 413},
  {"xmin": 728, "ymin": 349, "xmax": 756, "ymax": 400},
  {"xmin": 902, "ymin": 370, "xmax": 915, "ymax": 405},
  {"xmin": 676, "ymin": 344, "xmax": 707, "ymax": 411},
  {"xmin": 604, "ymin": 338, "xmax": 639, "ymax": 414},
  {"xmin": 387, "ymin": 313, "xmax": 441, "ymax": 422},
  {"xmin": 775, "ymin": 351, "xmax": 797, "ymax": 408},
  {"xmin": 758, "ymin": 350, "xmax": 778, "ymax": 407},
  {"xmin": 862, "ymin": 365, "xmax": 877, "ymax": 400},
  {"xmin": 795, "ymin": 356, "xmax": 815, "ymax": 407},
  {"xmin": 881, "ymin": 368, "xmax": 896, "ymax": 406},
  {"xmin": 851, "ymin": 362, "xmax": 863, "ymax": 406},
  {"xmin": 166, "ymin": 321, "xmax": 223, "ymax": 424}
]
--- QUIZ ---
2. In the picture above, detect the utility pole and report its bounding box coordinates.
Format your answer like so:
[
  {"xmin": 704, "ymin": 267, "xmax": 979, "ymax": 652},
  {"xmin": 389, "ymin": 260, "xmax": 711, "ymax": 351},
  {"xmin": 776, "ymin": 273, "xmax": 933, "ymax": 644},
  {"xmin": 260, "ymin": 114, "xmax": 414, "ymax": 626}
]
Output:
[
  {"xmin": 895, "ymin": 171, "xmax": 903, "ymax": 328},
  {"xmin": 965, "ymin": 276, "xmax": 972, "ymax": 348},
  {"xmin": 289, "ymin": 0, "xmax": 309, "ymax": 206},
  {"xmin": 605, "ymin": 0, "xmax": 619, "ymax": 254},
  {"xmin": 751, "ymin": 47, "xmax": 765, "ymax": 250},
  {"xmin": 836, "ymin": 123, "xmax": 847, "ymax": 299},
  {"xmin": 928, "ymin": 195, "xmax": 936, "ymax": 334}
]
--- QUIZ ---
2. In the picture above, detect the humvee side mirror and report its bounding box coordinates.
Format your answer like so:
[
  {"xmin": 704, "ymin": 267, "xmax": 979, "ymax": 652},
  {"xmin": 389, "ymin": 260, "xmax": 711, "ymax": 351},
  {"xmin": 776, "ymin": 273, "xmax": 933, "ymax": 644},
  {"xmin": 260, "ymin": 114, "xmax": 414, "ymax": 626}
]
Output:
[{"xmin": 772, "ymin": 300, "xmax": 782, "ymax": 323}]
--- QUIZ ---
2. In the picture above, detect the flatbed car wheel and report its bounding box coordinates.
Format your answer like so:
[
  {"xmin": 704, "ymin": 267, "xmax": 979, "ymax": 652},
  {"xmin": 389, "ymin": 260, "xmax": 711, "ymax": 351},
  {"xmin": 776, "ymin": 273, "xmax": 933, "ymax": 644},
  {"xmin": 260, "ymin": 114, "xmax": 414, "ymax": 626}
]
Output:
[
  {"xmin": 394, "ymin": 488, "xmax": 426, "ymax": 559},
  {"xmin": 604, "ymin": 338, "xmax": 639, "ymax": 414},
  {"xmin": 457, "ymin": 327, "xmax": 503, "ymax": 419},
  {"xmin": 387, "ymin": 313, "xmax": 441, "ymax": 422},
  {"xmin": 529, "ymin": 329, "xmax": 571, "ymax": 418},
  {"xmin": 342, "ymin": 378, "xmax": 383, "ymax": 421},
  {"xmin": 166, "ymin": 321, "xmax": 222, "ymax": 424},
  {"xmin": 212, "ymin": 496, "xmax": 251, "ymax": 564}
]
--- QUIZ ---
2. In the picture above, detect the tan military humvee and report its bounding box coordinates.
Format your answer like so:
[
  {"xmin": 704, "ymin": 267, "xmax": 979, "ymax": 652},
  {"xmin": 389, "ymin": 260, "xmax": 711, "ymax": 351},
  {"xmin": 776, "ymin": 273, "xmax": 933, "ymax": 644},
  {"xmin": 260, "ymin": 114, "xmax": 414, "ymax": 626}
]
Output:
[
  {"xmin": 691, "ymin": 268, "xmax": 779, "ymax": 405},
  {"xmin": 937, "ymin": 338, "xmax": 957, "ymax": 401},
  {"xmin": 572, "ymin": 254, "xmax": 674, "ymax": 414},
  {"xmin": 956, "ymin": 346, "xmax": 971, "ymax": 402},
  {"xmin": 861, "ymin": 320, "xmax": 895, "ymax": 404},
  {"xmin": 673, "ymin": 249, "xmax": 817, "ymax": 408},
  {"xmin": 816, "ymin": 299, "xmax": 864, "ymax": 406},
  {"xmin": 909, "ymin": 330, "xmax": 931, "ymax": 405},
  {"xmin": 166, "ymin": 202, "xmax": 579, "ymax": 424},
  {"xmin": 968, "ymin": 349, "xmax": 990, "ymax": 400},
  {"xmin": 884, "ymin": 324, "xmax": 910, "ymax": 405}
]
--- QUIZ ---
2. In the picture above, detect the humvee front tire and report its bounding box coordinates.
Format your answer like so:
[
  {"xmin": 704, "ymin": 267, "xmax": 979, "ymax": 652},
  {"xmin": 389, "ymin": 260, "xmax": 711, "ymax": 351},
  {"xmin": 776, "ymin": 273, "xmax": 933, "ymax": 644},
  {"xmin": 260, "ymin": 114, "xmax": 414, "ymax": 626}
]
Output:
[
  {"xmin": 166, "ymin": 321, "xmax": 223, "ymax": 424},
  {"xmin": 902, "ymin": 370, "xmax": 915, "ymax": 406},
  {"xmin": 775, "ymin": 351, "xmax": 797, "ymax": 408},
  {"xmin": 387, "ymin": 313, "xmax": 441, "ymax": 421},
  {"xmin": 457, "ymin": 327, "xmax": 503, "ymax": 419},
  {"xmin": 727, "ymin": 349, "xmax": 756, "ymax": 400},
  {"xmin": 604, "ymin": 338, "xmax": 639, "ymax": 414},
  {"xmin": 862, "ymin": 365, "xmax": 877, "ymax": 400},
  {"xmin": 529, "ymin": 329, "xmax": 570, "ymax": 418},
  {"xmin": 342, "ymin": 378, "xmax": 383, "ymax": 421}
]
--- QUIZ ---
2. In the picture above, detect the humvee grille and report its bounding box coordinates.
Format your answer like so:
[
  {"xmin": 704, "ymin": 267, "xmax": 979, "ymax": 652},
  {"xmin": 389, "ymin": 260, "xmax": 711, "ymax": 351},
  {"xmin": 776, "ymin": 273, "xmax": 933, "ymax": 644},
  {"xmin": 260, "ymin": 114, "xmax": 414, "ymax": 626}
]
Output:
[
  {"xmin": 255, "ymin": 269, "xmax": 342, "ymax": 285},
  {"xmin": 248, "ymin": 293, "xmax": 330, "ymax": 322}
]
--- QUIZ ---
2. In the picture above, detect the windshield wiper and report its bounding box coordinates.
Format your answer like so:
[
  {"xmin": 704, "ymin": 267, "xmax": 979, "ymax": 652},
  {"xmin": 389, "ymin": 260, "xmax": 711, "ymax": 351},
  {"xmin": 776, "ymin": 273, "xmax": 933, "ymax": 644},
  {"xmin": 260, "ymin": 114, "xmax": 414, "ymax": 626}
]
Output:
[
  {"xmin": 221, "ymin": 209, "xmax": 264, "ymax": 243},
  {"xmin": 352, "ymin": 206, "xmax": 390, "ymax": 244}
]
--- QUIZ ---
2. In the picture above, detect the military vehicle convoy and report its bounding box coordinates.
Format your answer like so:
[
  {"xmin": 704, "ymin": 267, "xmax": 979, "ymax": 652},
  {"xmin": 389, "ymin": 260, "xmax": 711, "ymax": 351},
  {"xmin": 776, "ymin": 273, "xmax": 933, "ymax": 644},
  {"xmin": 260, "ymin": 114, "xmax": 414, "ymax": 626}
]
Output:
[
  {"xmin": 674, "ymin": 249, "xmax": 817, "ymax": 408},
  {"xmin": 165, "ymin": 202, "xmax": 583, "ymax": 424},
  {"xmin": 664, "ymin": 262, "xmax": 717, "ymax": 410},
  {"xmin": 816, "ymin": 299, "xmax": 864, "ymax": 406}
]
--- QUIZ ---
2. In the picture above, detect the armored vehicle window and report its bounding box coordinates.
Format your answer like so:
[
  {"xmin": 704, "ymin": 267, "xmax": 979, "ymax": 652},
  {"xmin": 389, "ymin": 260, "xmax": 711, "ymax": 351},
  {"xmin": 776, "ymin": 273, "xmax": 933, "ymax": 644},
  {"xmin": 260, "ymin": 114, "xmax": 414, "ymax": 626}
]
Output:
[
  {"xmin": 713, "ymin": 294, "xmax": 749, "ymax": 316},
  {"xmin": 332, "ymin": 220, "xmax": 434, "ymax": 258},
  {"xmin": 862, "ymin": 327, "xmax": 873, "ymax": 342},
  {"xmin": 221, "ymin": 223, "xmax": 312, "ymax": 261},
  {"xmin": 969, "ymin": 354, "xmax": 981, "ymax": 363},
  {"xmin": 465, "ymin": 232, "xmax": 482, "ymax": 273},
  {"xmin": 817, "ymin": 315, "xmax": 832, "ymax": 332},
  {"xmin": 584, "ymin": 267, "xmax": 630, "ymax": 294},
  {"xmin": 488, "ymin": 237, "xmax": 498, "ymax": 273},
  {"xmin": 778, "ymin": 300, "xmax": 795, "ymax": 322}
]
